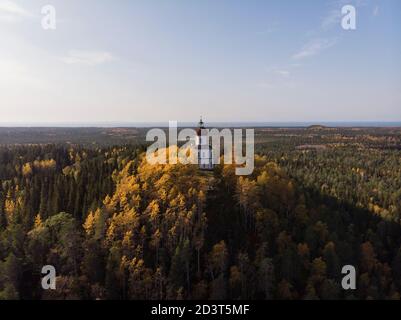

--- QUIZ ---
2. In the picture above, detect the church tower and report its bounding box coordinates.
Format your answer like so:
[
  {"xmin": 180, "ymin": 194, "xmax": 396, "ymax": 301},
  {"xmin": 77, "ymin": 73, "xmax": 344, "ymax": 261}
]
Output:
[{"xmin": 196, "ymin": 117, "xmax": 214, "ymax": 170}]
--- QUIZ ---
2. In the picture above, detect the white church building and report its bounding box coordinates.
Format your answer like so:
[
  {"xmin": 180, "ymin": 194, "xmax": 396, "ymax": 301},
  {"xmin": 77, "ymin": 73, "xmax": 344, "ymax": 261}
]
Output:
[{"xmin": 195, "ymin": 118, "xmax": 214, "ymax": 170}]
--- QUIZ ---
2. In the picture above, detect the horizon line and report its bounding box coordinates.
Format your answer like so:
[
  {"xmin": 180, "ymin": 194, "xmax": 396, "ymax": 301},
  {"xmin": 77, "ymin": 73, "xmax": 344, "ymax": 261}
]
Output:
[{"xmin": 0, "ymin": 120, "xmax": 401, "ymax": 128}]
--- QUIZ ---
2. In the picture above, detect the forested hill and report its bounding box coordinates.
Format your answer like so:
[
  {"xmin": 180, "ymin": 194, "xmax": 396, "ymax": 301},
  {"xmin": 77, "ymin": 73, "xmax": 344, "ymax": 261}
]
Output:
[{"xmin": 0, "ymin": 145, "xmax": 401, "ymax": 299}]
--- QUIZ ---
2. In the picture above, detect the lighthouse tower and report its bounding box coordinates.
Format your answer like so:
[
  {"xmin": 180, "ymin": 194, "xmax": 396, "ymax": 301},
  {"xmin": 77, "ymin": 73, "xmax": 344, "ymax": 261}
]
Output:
[{"xmin": 196, "ymin": 117, "xmax": 214, "ymax": 170}]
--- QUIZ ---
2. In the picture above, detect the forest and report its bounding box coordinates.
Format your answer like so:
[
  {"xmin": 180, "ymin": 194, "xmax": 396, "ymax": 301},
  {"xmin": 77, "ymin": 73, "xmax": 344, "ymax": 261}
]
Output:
[{"xmin": 0, "ymin": 126, "xmax": 401, "ymax": 300}]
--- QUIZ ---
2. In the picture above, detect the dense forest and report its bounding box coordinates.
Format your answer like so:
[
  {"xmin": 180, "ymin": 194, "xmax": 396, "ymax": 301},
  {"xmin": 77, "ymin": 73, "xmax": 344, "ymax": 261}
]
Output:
[{"xmin": 1, "ymin": 127, "xmax": 401, "ymax": 300}]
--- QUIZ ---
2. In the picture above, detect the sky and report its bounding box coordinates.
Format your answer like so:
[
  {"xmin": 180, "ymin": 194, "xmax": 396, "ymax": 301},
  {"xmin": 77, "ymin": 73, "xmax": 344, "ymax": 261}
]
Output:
[{"xmin": 0, "ymin": 0, "xmax": 400, "ymax": 124}]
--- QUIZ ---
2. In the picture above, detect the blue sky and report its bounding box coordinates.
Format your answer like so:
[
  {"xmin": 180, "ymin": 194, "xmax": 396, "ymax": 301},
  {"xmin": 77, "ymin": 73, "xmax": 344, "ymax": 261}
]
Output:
[{"xmin": 0, "ymin": 0, "xmax": 400, "ymax": 123}]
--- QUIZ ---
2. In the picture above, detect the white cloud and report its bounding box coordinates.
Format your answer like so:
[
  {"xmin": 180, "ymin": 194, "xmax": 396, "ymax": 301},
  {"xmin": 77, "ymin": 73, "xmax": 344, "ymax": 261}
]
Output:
[
  {"xmin": 321, "ymin": 9, "xmax": 342, "ymax": 30},
  {"xmin": 292, "ymin": 38, "xmax": 337, "ymax": 60},
  {"xmin": 373, "ymin": 6, "xmax": 379, "ymax": 16},
  {"xmin": 275, "ymin": 70, "xmax": 290, "ymax": 77},
  {"xmin": 61, "ymin": 50, "xmax": 115, "ymax": 66},
  {"xmin": 0, "ymin": 0, "xmax": 32, "ymax": 22}
]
